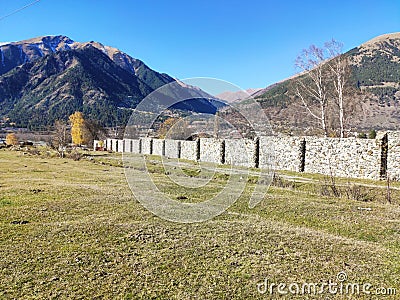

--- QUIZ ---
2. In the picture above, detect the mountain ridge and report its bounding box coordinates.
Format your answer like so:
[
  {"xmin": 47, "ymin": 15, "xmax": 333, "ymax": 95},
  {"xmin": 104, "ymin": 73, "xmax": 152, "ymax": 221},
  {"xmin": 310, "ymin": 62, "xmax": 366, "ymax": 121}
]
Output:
[
  {"xmin": 253, "ymin": 32, "xmax": 400, "ymax": 132},
  {"xmin": 216, "ymin": 88, "xmax": 262, "ymax": 103},
  {"xmin": 0, "ymin": 35, "xmax": 221, "ymax": 128}
]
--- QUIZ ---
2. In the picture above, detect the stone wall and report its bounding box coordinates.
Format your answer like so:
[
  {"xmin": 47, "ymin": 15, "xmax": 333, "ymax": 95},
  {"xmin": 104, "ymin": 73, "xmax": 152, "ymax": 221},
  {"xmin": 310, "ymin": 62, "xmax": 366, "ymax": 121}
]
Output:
[
  {"xmin": 200, "ymin": 138, "xmax": 223, "ymax": 164},
  {"xmin": 124, "ymin": 139, "xmax": 141, "ymax": 153},
  {"xmin": 164, "ymin": 139, "xmax": 181, "ymax": 159},
  {"xmin": 260, "ymin": 137, "xmax": 300, "ymax": 171},
  {"xmin": 106, "ymin": 139, "xmax": 118, "ymax": 152},
  {"xmin": 303, "ymin": 137, "xmax": 381, "ymax": 179},
  {"xmin": 225, "ymin": 139, "xmax": 255, "ymax": 167},
  {"xmin": 388, "ymin": 131, "xmax": 400, "ymax": 180},
  {"xmin": 118, "ymin": 140, "xmax": 125, "ymax": 153},
  {"xmin": 141, "ymin": 138, "xmax": 153, "ymax": 155},
  {"xmin": 101, "ymin": 132, "xmax": 400, "ymax": 180},
  {"xmin": 152, "ymin": 139, "xmax": 165, "ymax": 156},
  {"xmin": 180, "ymin": 140, "xmax": 197, "ymax": 161}
]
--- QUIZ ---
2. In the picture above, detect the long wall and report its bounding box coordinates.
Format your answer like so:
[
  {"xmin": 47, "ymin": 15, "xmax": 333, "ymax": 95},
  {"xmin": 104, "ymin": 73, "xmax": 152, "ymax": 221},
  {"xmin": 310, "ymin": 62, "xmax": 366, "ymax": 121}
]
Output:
[{"xmin": 97, "ymin": 131, "xmax": 400, "ymax": 180}]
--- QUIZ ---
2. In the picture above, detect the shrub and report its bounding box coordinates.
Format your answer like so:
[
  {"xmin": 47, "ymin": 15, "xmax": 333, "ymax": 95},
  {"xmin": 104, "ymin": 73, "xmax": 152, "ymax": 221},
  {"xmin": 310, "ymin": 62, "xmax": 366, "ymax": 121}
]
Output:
[
  {"xmin": 358, "ymin": 132, "xmax": 367, "ymax": 139},
  {"xmin": 345, "ymin": 184, "xmax": 374, "ymax": 202},
  {"xmin": 368, "ymin": 129, "xmax": 377, "ymax": 139},
  {"xmin": 27, "ymin": 148, "xmax": 41, "ymax": 156},
  {"xmin": 68, "ymin": 150, "xmax": 82, "ymax": 161},
  {"xmin": 319, "ymin": 175, "xmax": 341, "ymax": 198},
  {"xmin": 272, "ymin": 173, "xmax": 296, "ymax": 189}
]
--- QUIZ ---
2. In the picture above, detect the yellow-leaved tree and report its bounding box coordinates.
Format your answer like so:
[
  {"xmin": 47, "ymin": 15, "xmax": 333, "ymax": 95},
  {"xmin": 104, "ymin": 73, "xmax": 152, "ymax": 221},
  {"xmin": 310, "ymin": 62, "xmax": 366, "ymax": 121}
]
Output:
[
  {"xmin": 157, "ymin": 117, "xmax": 178, "ymax": 139},
  {"xmin": 69, "ymin": 112, "xmax": 90, "ymax": 146},
  {"xmin": 157, "ymin": 117, "xmax": 193, "ymax": 139},
  {"xmin": 5, "ymin": 133, "xmax": 19, "ymax": 146}
]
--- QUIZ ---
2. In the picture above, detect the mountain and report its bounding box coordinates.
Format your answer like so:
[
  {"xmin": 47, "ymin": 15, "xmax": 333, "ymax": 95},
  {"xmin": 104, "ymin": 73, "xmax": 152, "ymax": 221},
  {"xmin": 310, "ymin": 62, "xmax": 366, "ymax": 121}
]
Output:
[
  {"xmin": 0, "ymin": 36, "xmax": 222, "ymax": 128},
  {"xmin": 254, "ymin": 32, "xmax": 400, "ymax": 132},
  {"xmin": 216, "ymin": 88, "xmax": 262, "ymax": 103}
]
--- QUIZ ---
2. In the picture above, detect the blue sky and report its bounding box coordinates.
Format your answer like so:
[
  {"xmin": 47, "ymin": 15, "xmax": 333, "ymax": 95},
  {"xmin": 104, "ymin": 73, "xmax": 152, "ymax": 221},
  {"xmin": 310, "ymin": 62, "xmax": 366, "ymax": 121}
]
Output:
[{"xmin": 0, "ymin": 0, "xmax": 399, "ymax": 92}]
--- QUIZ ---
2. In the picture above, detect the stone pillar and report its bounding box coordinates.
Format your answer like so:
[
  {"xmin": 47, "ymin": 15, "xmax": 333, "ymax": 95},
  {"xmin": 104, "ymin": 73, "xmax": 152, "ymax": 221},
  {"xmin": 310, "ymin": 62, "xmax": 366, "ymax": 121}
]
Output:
[
  {"xmin": 196, "ymin": 138, "xmax": 201, "ymax": 161},
  {"xmin": 149, "ymin": 139, "xmax": 153, "ymax": 155},
  {"xmin": 220, "ymin": 140, "xmax": 226, "ymax": 164},
  {"xmin": 177, "ymin": 141, "xmax": 181, "ymax": 159},
  {"xmin": 253, "ymin": 137, "xmax": 260, "ymax": 168},
  {"xmin": 299, "ymin": 139, "xmax": 306, "ymax": 172},
  {"xmin": 380, "ymin": 133, "xmax": 388, "ymax": 179}
]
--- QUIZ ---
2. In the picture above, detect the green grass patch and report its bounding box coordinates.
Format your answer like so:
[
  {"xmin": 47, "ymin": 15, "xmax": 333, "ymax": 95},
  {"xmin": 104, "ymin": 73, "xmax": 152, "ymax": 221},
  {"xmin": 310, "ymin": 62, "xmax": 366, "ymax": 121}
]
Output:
[{"xmin": 0, "ymin": 149, "xmax": 399, "ymax": 299}]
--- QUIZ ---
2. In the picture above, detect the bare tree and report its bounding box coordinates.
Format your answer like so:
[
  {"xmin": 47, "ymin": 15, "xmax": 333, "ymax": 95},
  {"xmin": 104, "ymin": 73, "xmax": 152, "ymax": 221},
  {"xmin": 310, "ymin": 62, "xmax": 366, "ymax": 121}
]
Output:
[
  {"xmin": 85, "ymin": 119, "xmax": 107, "ymax": 145},
  {"xmin": 295, "ymin": 40, "xmax": 353, "ymax": 138},
  {"xmin": 325, "ymin": 40, "xmax": 350, "ymax": 138},
  {"xmin": 295, "ymin": 45, "xmax": 330, "ymax": 137},
  {"xmin": 53, "ymin": 120, "xmax": 69, "ymax": 157}
]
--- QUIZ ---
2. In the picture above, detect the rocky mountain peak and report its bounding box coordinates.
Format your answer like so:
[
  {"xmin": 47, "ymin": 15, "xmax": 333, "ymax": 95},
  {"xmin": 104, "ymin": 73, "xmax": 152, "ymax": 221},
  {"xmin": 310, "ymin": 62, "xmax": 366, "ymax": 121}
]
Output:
[
  {"xmin": 0, "ymin": 35, "xmax": 223, "ymax": 127},
  {"xmin": 0, "ymin": 35, "xmax": 154, "ymax": 79}
]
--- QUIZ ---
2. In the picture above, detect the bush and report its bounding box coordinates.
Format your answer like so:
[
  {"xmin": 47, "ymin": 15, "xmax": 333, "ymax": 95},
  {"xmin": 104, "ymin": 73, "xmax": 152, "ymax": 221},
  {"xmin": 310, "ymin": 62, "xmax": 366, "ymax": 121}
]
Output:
[
  {"xmin": 27, "ymin": 148, "xmax": 41, "ymax": 156},
  {"xmin": 272, "ymin": 173, "xmax": 296, "ymax": 189},
  {"xmin": 319, "ymin": 175, "xmax": 341, "ymax": 198},
  {"xmin": 368, "ymin": 129, "xmax": 377, "ymax": 139},
  {"xmin": 345, "ymin": 184, "xmax": 374, "ymax": 202},
  {"xmin": 68, "ymin": 150, "xmax": 82, "ymax": 161},
  {"xmin": 358, "ymin": 132, "xmax": 367, "ymax": 139}
]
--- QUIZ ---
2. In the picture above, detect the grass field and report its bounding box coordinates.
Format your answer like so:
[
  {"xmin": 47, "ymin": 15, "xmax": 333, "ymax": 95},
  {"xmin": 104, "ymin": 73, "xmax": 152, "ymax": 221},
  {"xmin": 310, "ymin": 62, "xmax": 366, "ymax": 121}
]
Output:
[{"xmin": 0, "ymin": 148, "xmax": 399, "ymax": 299}]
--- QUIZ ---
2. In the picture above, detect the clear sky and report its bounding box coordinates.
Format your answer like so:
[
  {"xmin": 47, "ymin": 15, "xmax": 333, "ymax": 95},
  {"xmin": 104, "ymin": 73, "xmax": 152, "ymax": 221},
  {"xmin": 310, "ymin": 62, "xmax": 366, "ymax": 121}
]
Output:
[{"xmin": 0, "ymin": 0, "xmax": 399, "ymax": 92}]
